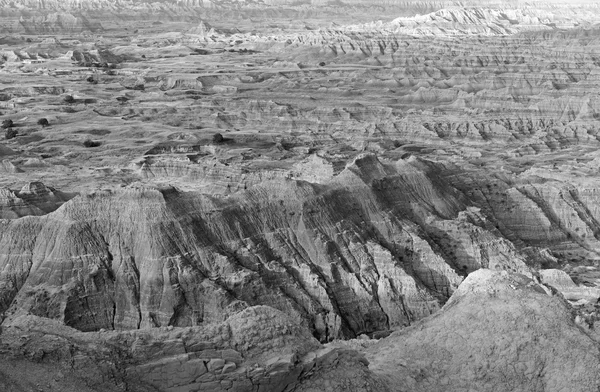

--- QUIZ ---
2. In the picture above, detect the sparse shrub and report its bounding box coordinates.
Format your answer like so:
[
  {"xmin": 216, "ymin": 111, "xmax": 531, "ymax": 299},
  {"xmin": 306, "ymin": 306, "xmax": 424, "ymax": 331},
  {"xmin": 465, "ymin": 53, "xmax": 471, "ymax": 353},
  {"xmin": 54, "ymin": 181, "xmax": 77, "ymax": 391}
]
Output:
[
  {"xmin": 64, "ymin": 95, "xmax": 75, "ymax": 104},
  {"xmin": 166, "ymin": 119, "xmax": 182, "ymax": 127},
  {"xmin": 37, "ymin": 118, "xmax": 49, "ymax": 127},
  {"xmin": 2, "ymin": 119, "xmax": 13, "ymax": 129},
  {"xmin": 212, "ymin": 133, "xmax": 224, "ymax": 143},
  {"xmin": 5, "ymin": 128, "xmax": 17, "ymax": 139},
  {"xmin": 83, "ymin": 139, "xmax": 101, "ymax": 148}
]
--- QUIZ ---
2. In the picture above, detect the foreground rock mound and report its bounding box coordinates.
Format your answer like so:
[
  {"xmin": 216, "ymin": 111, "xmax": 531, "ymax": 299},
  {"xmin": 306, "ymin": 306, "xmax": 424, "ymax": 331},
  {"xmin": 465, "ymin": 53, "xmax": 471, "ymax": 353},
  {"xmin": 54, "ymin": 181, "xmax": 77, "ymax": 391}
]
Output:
[
  {"xmin": 1, "ymin": 305, "xmax": 385, "ymax": 392},
  {"xmin": 366, "ymin": 269, "xmax": 600, "ymax": 392}
]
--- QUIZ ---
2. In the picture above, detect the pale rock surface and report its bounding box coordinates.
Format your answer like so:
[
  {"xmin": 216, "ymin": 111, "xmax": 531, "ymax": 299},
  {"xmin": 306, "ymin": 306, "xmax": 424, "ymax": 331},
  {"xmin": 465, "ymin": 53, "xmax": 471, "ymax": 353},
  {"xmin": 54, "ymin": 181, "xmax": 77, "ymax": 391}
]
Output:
[
  {"xmin": 0, "ymin": 159, "xmax": 21, "ymax": 173},
  {"xmin": 0, "ymin": 181, "xmax": 73, "ymax": 218},
  {"xmin": 1, "ymin": 305, "xmax": 385, "ymax": 392},
  {"xmin": 540, "ymin": 269, "xmax": 600, "ymax": 304},
  {"xmin": 366, "ymin": 269, "xmax": 600, "ymax": 392}
]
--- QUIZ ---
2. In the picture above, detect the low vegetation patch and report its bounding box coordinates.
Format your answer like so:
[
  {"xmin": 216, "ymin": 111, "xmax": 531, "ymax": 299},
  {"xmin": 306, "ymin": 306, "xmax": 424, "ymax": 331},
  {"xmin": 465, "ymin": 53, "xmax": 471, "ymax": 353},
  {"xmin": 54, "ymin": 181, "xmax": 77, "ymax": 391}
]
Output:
[
  {"xmin": 76, "ymin": 129, "xmax": 111, "ymax": 136},
  {"xmin": 213, "ymin": 132, "xmax": 225, "ymax": 143},
  {"xmin": 5, "ymin": 128, "xmax": 17, "ymax": 139},
  {"xmin": 83, "ymin": 139, "xmax": 101, "ymax": 148},
  {"xmin": 2, "ymin": 119, "xmax": 13, "ymax": 129}
]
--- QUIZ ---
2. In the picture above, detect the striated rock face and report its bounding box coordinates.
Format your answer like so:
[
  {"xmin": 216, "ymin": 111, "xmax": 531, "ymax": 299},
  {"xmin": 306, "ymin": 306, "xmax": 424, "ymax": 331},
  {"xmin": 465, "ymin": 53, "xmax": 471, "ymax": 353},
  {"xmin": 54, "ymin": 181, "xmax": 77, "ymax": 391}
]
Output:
[
  {"xmin": 4, "ymin": 269, "xmax": 600, "ymax": 392},
  {"xmin": 4, "ymin": 0, "xmax": 600, "ymax": 390},
  {"xmin": 0, "ymin": 0, "xmax": 437, "ymax": 34},
  {"xmin": 0, "ymin": 182, "xmax": 74, "ymax": 219},
  {"xmin": 0, "ymin": 156, "xmax": 536, "ymax": 341},
  {"xmin": 388, "ymin": 6, "xmax": 597, "ymax": 36},
  {"xmin": 448, "ymin": 172, "xmax": 600, "ymax": 264},
  {"xmin": 540, "ymin": 269, "xmax": 600, "ymax": 304},
  {"xmin": 366, "ymin": 269, "xmax": 600, "ymax": 392}
]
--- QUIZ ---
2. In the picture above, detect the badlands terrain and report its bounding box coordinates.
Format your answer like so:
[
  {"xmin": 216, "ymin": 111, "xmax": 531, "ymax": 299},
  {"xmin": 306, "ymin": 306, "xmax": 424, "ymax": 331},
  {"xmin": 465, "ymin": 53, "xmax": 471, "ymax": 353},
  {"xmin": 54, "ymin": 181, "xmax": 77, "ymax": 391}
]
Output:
[{"xmin": 3, "ymin": 0, "xmax": 600, "ymax": 390}]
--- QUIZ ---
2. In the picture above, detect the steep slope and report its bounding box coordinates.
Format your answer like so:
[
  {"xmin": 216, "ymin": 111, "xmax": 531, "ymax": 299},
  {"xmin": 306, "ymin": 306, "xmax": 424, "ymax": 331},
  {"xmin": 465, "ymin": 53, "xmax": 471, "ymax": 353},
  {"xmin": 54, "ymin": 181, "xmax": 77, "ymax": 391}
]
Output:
[{"xmin": 0, "ymin": 155, "xmax": 536, "ymax": 341}]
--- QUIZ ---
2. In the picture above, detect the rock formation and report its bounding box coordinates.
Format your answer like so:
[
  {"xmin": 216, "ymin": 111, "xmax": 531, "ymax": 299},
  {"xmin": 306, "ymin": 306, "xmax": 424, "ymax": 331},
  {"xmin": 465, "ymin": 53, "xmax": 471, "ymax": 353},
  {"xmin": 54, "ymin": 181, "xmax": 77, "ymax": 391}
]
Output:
[
  {"xmin": 1, "ymin": 153, "xmax": 537, "ymax": 341},
  {"xmin": 2, "ymin": 0, "xmax": 600, "ymax": 390},
  {"xmin": 1, "ymin": 305, "xmax": 386, "ymax": 392},
  {"xmin": 3, "ymin": 269, "xmax": 600, "ymax": 391},
  {"xmin": 365, "ymin": 269, "xmax": 600, "ymax": 392}
]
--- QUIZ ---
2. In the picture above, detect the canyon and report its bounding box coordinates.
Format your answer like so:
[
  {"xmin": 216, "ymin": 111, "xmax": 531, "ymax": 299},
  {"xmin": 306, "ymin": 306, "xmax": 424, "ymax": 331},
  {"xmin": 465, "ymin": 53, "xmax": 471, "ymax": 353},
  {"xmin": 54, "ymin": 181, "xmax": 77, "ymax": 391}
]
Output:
[{"xmin": 2, "ymin": 0, "xmax": 600, "ymax": 391}]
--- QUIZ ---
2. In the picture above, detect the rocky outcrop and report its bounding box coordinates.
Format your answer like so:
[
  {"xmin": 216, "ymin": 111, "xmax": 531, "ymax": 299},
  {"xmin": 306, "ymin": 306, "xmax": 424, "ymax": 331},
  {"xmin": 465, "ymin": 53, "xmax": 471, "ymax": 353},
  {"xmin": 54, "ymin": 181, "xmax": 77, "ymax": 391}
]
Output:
[
  {"xmin": 3, "ymin": 0, "xmax": 600, "ymax": 390},
  {"xmin": 388, "ymin": 6, "xmax": 595, "ymax": 36},
  {"xmin": 0, "ymin": 156, "xmax": 537, "ymax": 341},
  {"xmin": 448, "ymin": 172, "xmax": 600, "ymax": 263},
  {"xmin": 540, "ymin": 269, "xmax": 600, "ymax": 304},
  {"xmin": 4, "ymin": 269, "xmax": 600, "ymax": 392},
  {"xmin": 366, "ymin": 269, "xmax": 600, "ymax": 391},
  {"xmin": 1, "ymin": 305, "xmax": 386, "ymax": 392},
  {"xmin": 0, "ymin": 160, "xmax": 21, "ymax": 174},
  {"xmin": 157, "ymin": 76, "xmax": 204, "ymax": 91},
  {"xmin": 0, "ymin": 182, "xmax": 74, "ymax": 219}
]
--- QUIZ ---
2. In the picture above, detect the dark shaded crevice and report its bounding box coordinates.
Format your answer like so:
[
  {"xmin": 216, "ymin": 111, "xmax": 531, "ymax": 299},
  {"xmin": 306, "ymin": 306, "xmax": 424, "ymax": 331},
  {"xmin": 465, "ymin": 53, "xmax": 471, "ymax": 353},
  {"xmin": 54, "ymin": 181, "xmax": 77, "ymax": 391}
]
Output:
[
  {"xmin": 294, "ymin": 213, "xmax": 366, "ymax": 339},
  {"xmin": 466, "ymin": 181, "xmax": 527, "ymax": 248},
  {"xmin": 148, "ymin": 312, "xmax": 160, "ymax": 328},
  {"xmin": 111, "ymin": 302, "xmax": 116, "ymax": 330},
  {"xmin": 164, "ymin": 258, "xmax": 195, "ymax": 327},
  {"xmin": 387, "ymin": 277, "xmax": 412, "ymax": 325},
  {"xmin": 268, "ymin": 228, "xmax": 347, "ymax": 335},
  {"xmin": 566, "ymin": 188, "xmax": 600, "ymax": 241},
  {"xmin": 0, "ymin": 275, "xmax": 27, "ymax": 317},
  {"xmin": 516, "ymin": 186, "xmax": 600, "ymax": 256},
  {"xmin": 205, "ymin": 192, "xmax": 361, "ymax": 339},
  {"xmin": 226, "ymin": 232, "xmax": 336, "ymax": 340},
  {"xmin": 363, "ymin": 218, "xmax": 451, "ymax": 304},
  {"xmin": 325, "ymin": 226, "xmax": 391, "ymax": 332},
  {"xmin": 426, "ymin": 228, "xmax": 471, "ymax": 277},
  {"xmin": 370, "ymin": 281, "xmax": 391, "ymax": 330},
  {"xmin": 295, "ymin": 240, "xmax": 358, "ymax": 339},
  {"xmin": 103, "ymin": 248, "xmax": 115, "ymax": 282},
  {"xmin": 168, "ymin": 303, "xmax": 187, "ymax": 327},
  {"xmin": 128, "ymin": 255, "xmax": 143, "ymax": 330},
  {"xmin": 515, "ymin": 186, "xmax": 565, "ymax": 231}
]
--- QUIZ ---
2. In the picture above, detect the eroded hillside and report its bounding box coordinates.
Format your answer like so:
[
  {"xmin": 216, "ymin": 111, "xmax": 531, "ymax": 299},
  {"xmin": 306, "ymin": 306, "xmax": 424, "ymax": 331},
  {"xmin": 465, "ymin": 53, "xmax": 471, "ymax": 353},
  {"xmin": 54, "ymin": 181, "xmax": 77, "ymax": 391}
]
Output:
[{"xmin": 2, "ymin": 0, "xmax": 600, "ymax": 391}]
